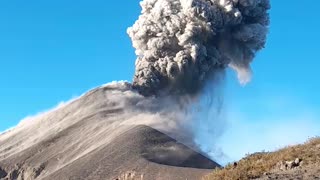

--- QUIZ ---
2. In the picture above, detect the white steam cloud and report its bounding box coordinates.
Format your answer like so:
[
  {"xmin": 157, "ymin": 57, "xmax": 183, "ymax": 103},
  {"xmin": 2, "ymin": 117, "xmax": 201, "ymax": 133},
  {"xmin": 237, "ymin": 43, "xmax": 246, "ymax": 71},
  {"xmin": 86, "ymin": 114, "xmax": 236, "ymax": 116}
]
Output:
[{"xmin": 128, "ymin": 0, "xmax": 270, "ymax": 96}]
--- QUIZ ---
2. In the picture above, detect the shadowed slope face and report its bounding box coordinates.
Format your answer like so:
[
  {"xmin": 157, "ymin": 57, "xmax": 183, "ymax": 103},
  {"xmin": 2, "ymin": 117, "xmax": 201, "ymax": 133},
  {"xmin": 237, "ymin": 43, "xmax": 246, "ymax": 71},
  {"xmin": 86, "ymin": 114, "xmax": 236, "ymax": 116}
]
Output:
[
  {"xmin": 126, "ymin": 125, "xmax": 219, "ymax": 169},
  {"xmin": 0, "ymin": 83, "xmax": 219, "ymax": 180}
]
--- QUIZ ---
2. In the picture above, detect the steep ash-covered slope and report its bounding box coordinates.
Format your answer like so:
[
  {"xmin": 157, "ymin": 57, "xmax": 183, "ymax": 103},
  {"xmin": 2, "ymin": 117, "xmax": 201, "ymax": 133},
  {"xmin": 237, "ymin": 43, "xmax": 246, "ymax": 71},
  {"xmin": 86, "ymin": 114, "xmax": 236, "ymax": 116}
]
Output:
[{"xmin": 0, "ymin": 83, "xmax": 219, "ymax": 180}]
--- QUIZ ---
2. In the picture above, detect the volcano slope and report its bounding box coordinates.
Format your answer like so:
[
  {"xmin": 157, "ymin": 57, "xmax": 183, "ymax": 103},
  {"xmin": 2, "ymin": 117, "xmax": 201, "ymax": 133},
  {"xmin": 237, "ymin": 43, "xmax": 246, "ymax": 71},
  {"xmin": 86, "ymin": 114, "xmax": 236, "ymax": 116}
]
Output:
[{"xmin": 0, "ymin": 82, "xmax": 219, "ymax": 180}]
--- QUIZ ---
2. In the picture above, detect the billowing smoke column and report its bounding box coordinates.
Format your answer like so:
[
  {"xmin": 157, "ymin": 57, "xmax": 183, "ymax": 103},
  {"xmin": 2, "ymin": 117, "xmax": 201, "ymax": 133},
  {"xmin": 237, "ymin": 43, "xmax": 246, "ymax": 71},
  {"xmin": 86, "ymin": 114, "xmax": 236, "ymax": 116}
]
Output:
[{"xmin": 128, "ymin": 0, "xmax": 270, "ymax": 96}]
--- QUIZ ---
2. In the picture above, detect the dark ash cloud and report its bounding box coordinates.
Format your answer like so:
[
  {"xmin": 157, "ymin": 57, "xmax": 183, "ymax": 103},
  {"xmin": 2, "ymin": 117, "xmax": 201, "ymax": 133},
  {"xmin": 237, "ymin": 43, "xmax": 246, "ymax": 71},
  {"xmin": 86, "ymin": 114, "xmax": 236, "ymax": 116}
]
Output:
[{"xmin": 128, "ymin": 0, "xmax": 270, "ymax": 96}]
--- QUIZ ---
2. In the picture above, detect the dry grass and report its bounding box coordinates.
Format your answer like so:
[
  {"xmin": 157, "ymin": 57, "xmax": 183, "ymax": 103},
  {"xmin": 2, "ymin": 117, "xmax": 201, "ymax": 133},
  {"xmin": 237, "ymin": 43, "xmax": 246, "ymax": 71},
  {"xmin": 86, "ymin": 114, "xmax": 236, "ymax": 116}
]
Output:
[{"xmin": 204, "ymin": 137, "xmax": 320, "ymax": 180}]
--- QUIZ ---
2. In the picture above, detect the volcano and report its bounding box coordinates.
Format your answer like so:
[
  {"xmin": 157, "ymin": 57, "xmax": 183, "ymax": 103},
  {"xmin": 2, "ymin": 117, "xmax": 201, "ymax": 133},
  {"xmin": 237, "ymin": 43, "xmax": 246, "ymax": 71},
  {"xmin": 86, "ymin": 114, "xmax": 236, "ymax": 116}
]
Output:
[{"xmin": 0, "ymin": 83, "xmax": 219, "ymax": 180}]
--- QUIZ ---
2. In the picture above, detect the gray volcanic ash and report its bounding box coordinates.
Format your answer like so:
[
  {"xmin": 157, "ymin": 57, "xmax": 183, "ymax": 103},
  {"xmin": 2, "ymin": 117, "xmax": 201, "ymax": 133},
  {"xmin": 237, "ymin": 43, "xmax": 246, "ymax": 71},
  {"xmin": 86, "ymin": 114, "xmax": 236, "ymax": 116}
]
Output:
[
  {"xmin": 0, "ymin": 0, "xmax": 270, "ymax": 179},
  {"xmin": 128, "ymin": 0, "xmax": 270, "ymax": 96}
]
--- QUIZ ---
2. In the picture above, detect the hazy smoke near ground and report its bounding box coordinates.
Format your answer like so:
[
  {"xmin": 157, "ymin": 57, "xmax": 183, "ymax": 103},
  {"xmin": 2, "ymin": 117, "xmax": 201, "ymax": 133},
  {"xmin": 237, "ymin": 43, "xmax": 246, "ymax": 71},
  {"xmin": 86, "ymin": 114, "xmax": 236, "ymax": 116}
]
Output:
[{"xmin": 128, "ymin": 0, "xmax": 270, "ymax": 96}]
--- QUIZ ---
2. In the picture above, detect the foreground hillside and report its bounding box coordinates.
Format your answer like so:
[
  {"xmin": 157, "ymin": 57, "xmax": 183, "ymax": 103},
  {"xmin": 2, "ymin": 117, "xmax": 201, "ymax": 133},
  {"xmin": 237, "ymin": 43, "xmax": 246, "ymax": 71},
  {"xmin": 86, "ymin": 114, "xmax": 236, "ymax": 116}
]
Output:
[
  {"xmin": 205, "ymin": 137, "xmax": 320, "ymax": 180},
  {"xmin": 0, "ymin": 83, "xmax": 219, "ymax": 180}
]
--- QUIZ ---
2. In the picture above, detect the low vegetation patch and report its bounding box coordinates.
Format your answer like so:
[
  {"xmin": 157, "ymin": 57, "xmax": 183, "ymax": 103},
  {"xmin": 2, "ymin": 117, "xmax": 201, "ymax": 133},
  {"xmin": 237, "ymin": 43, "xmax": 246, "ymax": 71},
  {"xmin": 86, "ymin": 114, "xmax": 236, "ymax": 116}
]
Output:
[{"xmin": 204, "ymin": 137, "xmax": 320, "ymax": 180}]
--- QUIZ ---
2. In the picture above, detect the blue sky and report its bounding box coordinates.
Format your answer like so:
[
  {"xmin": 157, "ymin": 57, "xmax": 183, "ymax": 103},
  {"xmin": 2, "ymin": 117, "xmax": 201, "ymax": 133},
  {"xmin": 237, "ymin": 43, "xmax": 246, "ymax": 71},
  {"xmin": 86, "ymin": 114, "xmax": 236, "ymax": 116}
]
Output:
[{"xmin": 1, "ymin": 0, "xmax": 320, "ymax": 161}]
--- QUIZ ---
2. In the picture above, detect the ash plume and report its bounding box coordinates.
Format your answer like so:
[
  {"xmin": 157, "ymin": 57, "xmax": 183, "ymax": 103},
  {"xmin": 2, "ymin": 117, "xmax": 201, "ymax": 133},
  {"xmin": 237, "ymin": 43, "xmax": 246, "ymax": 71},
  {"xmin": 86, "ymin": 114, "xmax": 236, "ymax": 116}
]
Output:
[
  {"xmin": 0, "ymin": 1, "xmax": 271, "ymax": 175},
  {"xmin": 128, "ymin": 0, "xmax": 270, "ymax": 96}
]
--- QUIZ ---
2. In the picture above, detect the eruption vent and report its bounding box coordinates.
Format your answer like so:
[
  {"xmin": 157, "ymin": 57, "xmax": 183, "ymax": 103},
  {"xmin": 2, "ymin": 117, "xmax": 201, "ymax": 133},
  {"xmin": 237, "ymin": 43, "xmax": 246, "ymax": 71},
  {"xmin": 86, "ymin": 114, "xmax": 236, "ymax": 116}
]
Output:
[{"xmin": 128, "ymin": 0, "xmax": 270, "ymax": 96}]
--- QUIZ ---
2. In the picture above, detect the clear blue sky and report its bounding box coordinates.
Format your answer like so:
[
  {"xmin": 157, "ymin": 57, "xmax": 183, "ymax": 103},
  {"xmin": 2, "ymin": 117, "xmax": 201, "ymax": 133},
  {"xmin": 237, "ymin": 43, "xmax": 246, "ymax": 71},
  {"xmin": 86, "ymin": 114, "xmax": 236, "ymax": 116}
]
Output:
[{"xmin": 1, "ymin": 0, "xmax": 320, "ymax": 161}]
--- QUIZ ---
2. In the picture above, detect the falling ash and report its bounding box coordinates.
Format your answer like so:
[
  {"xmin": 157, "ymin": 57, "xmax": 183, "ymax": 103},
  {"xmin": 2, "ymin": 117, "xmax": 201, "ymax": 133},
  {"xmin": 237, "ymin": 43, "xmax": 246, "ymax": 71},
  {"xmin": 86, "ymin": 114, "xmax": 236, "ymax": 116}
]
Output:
[{"xmin": 126, "ymin": 0, "xmax": 270, "ymax": 162}]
